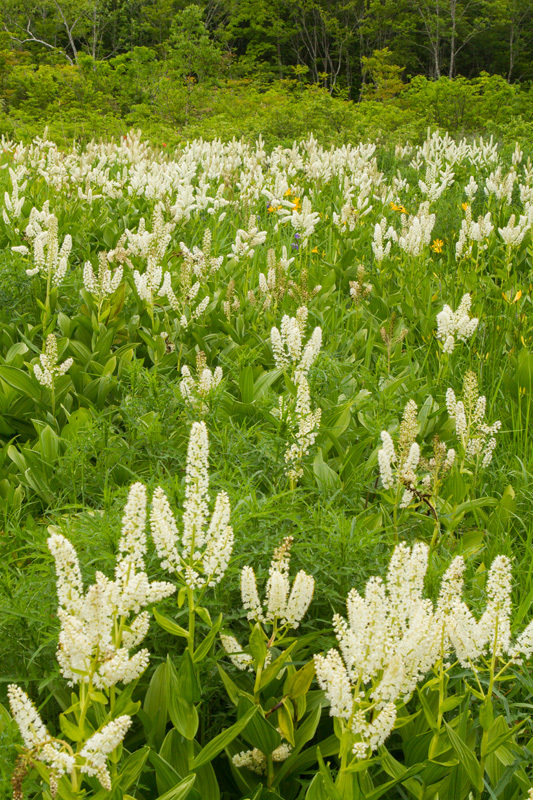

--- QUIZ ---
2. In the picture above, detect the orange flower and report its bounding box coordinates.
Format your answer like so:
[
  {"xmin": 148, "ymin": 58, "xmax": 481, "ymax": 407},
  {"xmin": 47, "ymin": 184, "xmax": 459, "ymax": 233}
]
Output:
[
  {"xmin": 462, "ymin": 202, "xmax": 469, "ymax": 211},
  {"xmin": 431, "ymin": 239, "xmax": 444, "ymax": 253}
]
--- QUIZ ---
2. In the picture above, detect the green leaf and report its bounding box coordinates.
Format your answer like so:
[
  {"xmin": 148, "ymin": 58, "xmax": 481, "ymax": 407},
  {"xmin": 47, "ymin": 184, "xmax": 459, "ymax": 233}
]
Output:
[
  {"xmin": 313, "ymin": 450, "xmax": 341, "ymax": 492},
  {"xmin": 363, "ymin": 762, "xmax": 425, "ymax": 800},
  {"xmin": 155, "ymin": 773, "xmax": 196, "ymax": 800},
  {"xmin": 149, "ymin": 750, "xmax": 182, "ymax": 795},
  {"xmin": 176, "ymin": 652, "xmax": 201, "ymax": 704},
  {"xmin": 144, "ymin": 662, "xmax": 169, "ymax": 748},
  {"xmin": 249, "ymin": 623, "xmax": 268, "ymax": 669},
  {"xmin": 239, "ymin": 366, "xmax": 255, "ymax": 403},
  {"xmin": 0, "ymin": 365, "xmax": 41, "ymax": 402},
  {"xmin": 273, "ymin": 734, "xmax": 339, "ymax": 786},
  {"xmin": 416, "ymin": 688, "xmax": 438, "ymax": 732},
  {"xmin": 379, "ymin": 748, "xmax": 424, "ymax": 800},
  {"xmin": 191, "ymin": 704, "xmax": 259, "ymax": 770},
  {"xmin": 305, "ymin": 772, "xmax": 329, "ymax": 800},
  {"xmin": 195, "ymin": 606, "xmax": 212, "ymax": 626},
  {"xmin": 193, "ymin": 614, "xmax": 222, "ymax": 663},
  {"xmin": 217, "ymin": 664, "xmax": 253, "ymax": 706},
  {"xmin": 160, "ymin": 728, "xmax": 220, "ymax": 800},
  {"xmin": 486, "ymin": 717, "xmax": 528, "ymax": 756},
  {"xmin": 277, "ymin": 700, "xmax": 295, "ymax": 747},
  {"xmin": 316, "ymin": 749, "xmax": 343, "ymax": 800},
  {"xmin": 168, "ymin": 695, "xmax": 199, "ymax": 740},
  {"xmin": 253, "ymin": 368, "xmax": 282, "ymax": 400},
  {"xmin": 238, "ymin": 697, "xmax": 281, "ymax": 755},
  {"xmin": 59, "ymin": 713, "xmax": 85, "ymax": 742},
  {"xmin": 444, "ymin": 721, "xmax": 482, "ymax": 791},
  {"xmin": 117, "ymin": 746, "xmax": 150, "ymax": 791},
  {"xmin": 88, "ymin": 690, "xmax": 108, "ymax": 705},
  {"xmin": 39, "ymin": 425, "xmax": 61, "ymax": 463},
  {"xmin": 153, "ymin": 607, "xmax": 190, "ymax": 639},
  {"xmin": 479, "ymin": 698, "xmax": 494, "ymax": 732},
  {"xmin": 294, "ymin": 706, "xmax": 322, "ymax": 750},
  {"xmin": 258, "ymin": 642, "xmax": 296, "ymax": 691},
  {"xmin": 285, "ymin": 659, "xmax": 315, "ymax": 699}
]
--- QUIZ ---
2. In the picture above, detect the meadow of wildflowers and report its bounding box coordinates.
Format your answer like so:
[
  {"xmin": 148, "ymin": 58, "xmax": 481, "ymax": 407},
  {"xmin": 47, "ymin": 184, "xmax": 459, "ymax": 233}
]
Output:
[{"xmin": 0, "ymin": 128, "xmax": 532, "ymax": 799}]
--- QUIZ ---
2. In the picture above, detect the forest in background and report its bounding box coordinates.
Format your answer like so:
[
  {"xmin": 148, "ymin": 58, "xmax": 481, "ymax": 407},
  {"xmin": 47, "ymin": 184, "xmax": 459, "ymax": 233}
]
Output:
[{"xmin": 1, "ymin": 0, "xmax": 533, "ymax": 145}]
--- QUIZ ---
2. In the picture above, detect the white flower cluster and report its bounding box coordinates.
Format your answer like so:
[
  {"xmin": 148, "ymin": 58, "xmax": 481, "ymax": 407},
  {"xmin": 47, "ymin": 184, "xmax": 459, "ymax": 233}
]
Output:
[
  {"xmin": 371, "ymin": 218, "xmax": 394, "ymax": 262},
  {"xmin": 464, "ymin": 175, "xmax": 478, "ymax": 201},
  {"xmin": 270, "ymin": 308, "xmax": 322, "ymax": 482},
  {"xmin": 240, "ymin": 537, "xmax": 315, "ymax": 629},
  {"xmin": 436, "ymin": 552, "xmax": 533, "ymax": 665},
  {"xmin": 48, "ymin": 483, "xmax": 175, "ymax": 688},
  {"xmin": 446, "ymin": 371, "xmax": 501, "ymax": 468},
  {"xmin": 79, "ymin": 715, "xmax": 132, "ymax": 790},
  {"xmin": 315, "ymin": 543, "xmax": 441, "ymax": 758},
  {"xmin": 33, "ymin": 334, "xmax": 73, "ymax": 388},
  {"xmin": 378, "ymin": 400, "xmax": 455, "ymax": 507},
  {"xmin": 283, "ymin": 377, "xmax": 322, "ymax": 482},
  {"xmin": 8, "ymin": 685, "xmax": 75, "ymax": 778},
  {"xmin": 180, "ymin": 229, "xmax": 224, "ymax": 278},
  {"xmin": 349, "ymin": 265, "xmax": 372, "ymax": 305},
  {"xmin": 315, "ymin": 540, "xmax": 533, "ymax": 759},
  {"xmin": 25, "ymin": 212, "xmax": 72, "ymax": 286},
  {"xmin": 150, "ymin": 421, "xmax": 233, "ymax": 588},
  {"xmin": 8, "ymin": 685, "xmax": 131, "ymax": 790},
  {"xmin": 332, "ymin": 177, "xmax": 374, "ymax": 231},
  {"xmin": 455, "ymin": 204, "xmax": 494, "ymax": 259},
  {"xmin": 180, "ymin": 359, "xmax": 223, "ymax": 413},
  {"xmin": 418, "ymin": 160, "xmax": 455, "ymax": 203},
  {"xmin": 270, "ymin": 307, "xmax": 322, "ymax": 380},
  {"xmin": 3, "ymin": 167, "xmax": 26, "ymax": 224},
  {"xmin": 83, "ymin": 251, "xmax": 123, "ymax": 300},
  {"xmin": 397, "ymin": 203, "xmax": 436, "ymax": 257},
  {"xmin": 220, "ymin": 633, "xmax": 254, "ymax": 671},
  {"xmin": 123, "ymin": 204, "xmax": 179, "ymax": 312},
  {"xmin": 278, "ymin": 196, "xmax": 320, "ymax": 246},
  {"xmin": 436, "ymin": 293, "xmax": 479, "ymax": 353},
  {"xmin": 232, "ymin": 740, "xmax": 292, "ymax": 774},
  {"xmin": 230, "ymin": 214, "xmax": 267, "ymax": 261},
  {"xmin": 498, "ymin": 213, "xmax": 530, "ymax": 248},
  {"xmin": 378, "ymin": 400, "xmax": 419, "ymax": 503},
  {"xmin": 485, "ymin": 166, "xmax": 516, "ymax": 204},
  {"xmin": 256, "ymin": 246, "xmax": 320, "ymax": 310}
]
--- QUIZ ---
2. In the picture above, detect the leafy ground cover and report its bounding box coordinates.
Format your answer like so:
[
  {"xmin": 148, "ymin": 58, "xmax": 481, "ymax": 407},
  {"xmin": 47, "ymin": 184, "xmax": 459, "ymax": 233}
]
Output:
[{"xmin": 0, "ymin": 129, "xmax": 532, "ymax": 799}]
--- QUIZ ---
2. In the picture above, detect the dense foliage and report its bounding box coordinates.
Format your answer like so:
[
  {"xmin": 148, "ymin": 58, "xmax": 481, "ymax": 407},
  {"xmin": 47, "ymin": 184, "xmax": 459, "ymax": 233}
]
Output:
[{"xmin": 3, "ymin": 0, "xmax": 533, "ymax": 148}]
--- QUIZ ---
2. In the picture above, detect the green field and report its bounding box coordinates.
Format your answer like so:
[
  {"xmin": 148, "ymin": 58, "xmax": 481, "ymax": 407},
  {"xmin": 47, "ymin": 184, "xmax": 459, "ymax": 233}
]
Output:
[{"xmin": 0, "ymin": 129, "xmax": 532, "ymax": 799}]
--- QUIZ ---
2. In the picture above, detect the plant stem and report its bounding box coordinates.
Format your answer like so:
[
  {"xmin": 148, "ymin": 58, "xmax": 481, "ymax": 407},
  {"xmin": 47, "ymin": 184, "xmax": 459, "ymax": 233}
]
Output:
[{"xmin": 188, "ymin": 587, "xmax": 195, "ymax": 656}]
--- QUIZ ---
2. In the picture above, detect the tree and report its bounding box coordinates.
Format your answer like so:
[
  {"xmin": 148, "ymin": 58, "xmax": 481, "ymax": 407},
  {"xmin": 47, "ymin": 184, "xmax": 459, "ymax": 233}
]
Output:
[
  {"xmin": 169, "ymin": 4, "xmax": 225, "ymax": 122},
  {"xmin": 2, "ymin": 0, "xmax": 116, "ymax": 62}
]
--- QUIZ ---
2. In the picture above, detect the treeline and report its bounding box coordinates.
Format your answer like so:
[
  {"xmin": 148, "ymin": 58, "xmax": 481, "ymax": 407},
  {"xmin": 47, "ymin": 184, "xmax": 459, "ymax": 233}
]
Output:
[
  {"xmin": 2, "ymin": 0, "xmax": 533, "ymax": 94},
  {"xmin": 2, "ymin": 1, "xmax": 533, "ymax": 147}
]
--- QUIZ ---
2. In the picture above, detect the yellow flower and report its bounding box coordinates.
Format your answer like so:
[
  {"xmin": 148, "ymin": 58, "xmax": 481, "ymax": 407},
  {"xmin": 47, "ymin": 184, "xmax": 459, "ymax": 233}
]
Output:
[
  {"xmin": 431, "ymin": 239, "xmax": 444, "ymax": 253},
  {"xmin": 284, "ymin": 188, "xmax": 293, "ymax": 197},
  {"xmin": 390, "ymin": 202, "xmax": 407, "ymax": 213},
  {"xmin": 292, "ymin": 197, "xmax": 302, "ymax": 211},
  {"xmin": 462, "ymin": 202, "xmax": 469, "ymax": 211},
  {"xmin": 513, "ymin": 289, "xmax": 522, "ymax": 303},
  {"xmin": 311, "ymin": 247, "xmax": 319, "ymax": 253}
]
